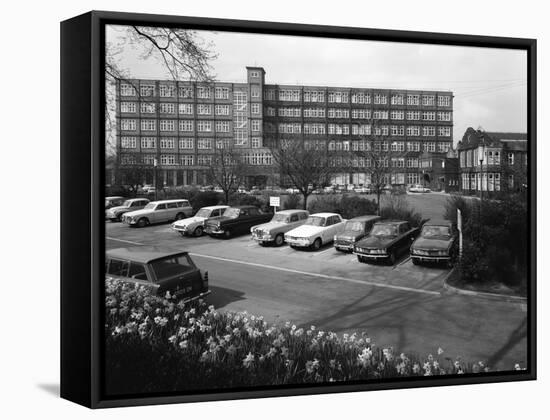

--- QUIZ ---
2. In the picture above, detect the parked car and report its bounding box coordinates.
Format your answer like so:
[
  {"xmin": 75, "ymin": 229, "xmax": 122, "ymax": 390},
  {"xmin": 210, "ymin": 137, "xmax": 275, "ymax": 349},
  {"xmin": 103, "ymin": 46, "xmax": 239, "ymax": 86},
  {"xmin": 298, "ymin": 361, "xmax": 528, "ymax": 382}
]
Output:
[
  {"xmin": 105, "ymin": 198, "xmax": 150, "ymax": 222},
  {"xmin": 323, "ymin": 186, "xmax": 335, "ymax": 194},
  {"xmin": 139, "ymin": 184, "xmax": 155, "ymax": 194},
  {"xmin": 172, "ymin": 205, "xmax": 229, "ymax": 237},
  {"xmin": 285, "ymin": 187, "xmax": 300, "ymax": 194},
  {"xmin": 333, "ymin": 215, "xmax": 381, "ymax": 252},
  {"xmin": 355, "ymin": 185, "xmax": 371, "ymax": 194},
  {"xmin": 250, "ymin": 209, "xmax": 309, "ymax": 246},
  {"xmin": 410, "ymin": 219, "xmax": 458, "ymax": 267},
  {"xmin": 105, "ymin": 196, "xmax": 125, "ymax": 209},
  {"xmin": 236, "ymin": 187, "xmax": 249, "ymax": 194},
  {"xmin": 106, "ymin": 246, "xmax": 210, "ymax": 301},
  {"xmin": 121, "ymin": 199, "xmax": 193, "ymax": 228},
  {"xmin": 311, "ymin": 188, "xmax": 324, "ymax": 195},
  {"xmin": 409, "ymin": 184, "xmax": 431, "ymax": 193},
  {"xmin": 285, "ymin": 212, "xmax": 346, "ymax": 250},
  {"xmin": 354, "ymin": 220, "xmax": 420, "ymax": 264},
  {"xmin": 204, "ymin": 205, "xmax": 273, "ymax": 238}
]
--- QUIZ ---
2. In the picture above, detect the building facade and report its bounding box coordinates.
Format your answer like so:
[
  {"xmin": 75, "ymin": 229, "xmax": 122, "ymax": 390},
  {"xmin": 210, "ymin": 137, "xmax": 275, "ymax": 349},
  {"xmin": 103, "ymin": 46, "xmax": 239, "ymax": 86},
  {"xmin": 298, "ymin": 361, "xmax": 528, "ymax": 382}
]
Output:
[
  {"xmin": 114, "ymin": 66, "xmax": 454, "ymax": 188},
  {"xmin": 418, "ymin": 148, "xmax": 459, "ymax": 192},
  {"xmin": 458, "ymin": 127, "xmax": 528, "ymax": 194}
]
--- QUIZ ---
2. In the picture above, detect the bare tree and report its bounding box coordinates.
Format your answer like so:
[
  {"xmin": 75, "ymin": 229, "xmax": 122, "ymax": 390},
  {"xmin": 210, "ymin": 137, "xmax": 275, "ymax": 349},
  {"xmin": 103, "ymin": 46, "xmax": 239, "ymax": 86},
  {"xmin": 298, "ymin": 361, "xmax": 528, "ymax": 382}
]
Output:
[
  {"xmin": 114, "ymin": 152, "xmax": 154, "ymax": 197},
  {"xmin": 270, "ymin": 141, "xmax": 334, "ymax": 210},
  {"xmin": 207, "ymin": 144, "xmax": 248, "ymax": 204}
]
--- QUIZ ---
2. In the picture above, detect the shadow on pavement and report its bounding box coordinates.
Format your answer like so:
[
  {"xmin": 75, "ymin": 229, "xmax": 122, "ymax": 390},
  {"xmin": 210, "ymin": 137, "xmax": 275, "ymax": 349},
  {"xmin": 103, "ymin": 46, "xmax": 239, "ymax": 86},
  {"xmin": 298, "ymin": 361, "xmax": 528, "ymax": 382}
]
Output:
[{"xmin": 207, "ymin": 285, "xmax": 246, "ymax": 309}]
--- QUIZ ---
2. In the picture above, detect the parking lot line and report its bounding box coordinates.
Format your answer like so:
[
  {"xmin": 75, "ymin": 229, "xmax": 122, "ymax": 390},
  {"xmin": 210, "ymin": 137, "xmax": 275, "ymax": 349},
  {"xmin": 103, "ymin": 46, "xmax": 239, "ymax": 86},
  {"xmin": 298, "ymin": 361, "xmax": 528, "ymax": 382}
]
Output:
[
  {"xmin": 106, "ymin": 237, "xmax": 144, "ymax": 246},
  {"xmin": 312, "ymin": 246, "xmax": 338, "ymax": 257},
  {"xmin": 190, "ymin": 252, "xmax": 441, "ymax": 296}
]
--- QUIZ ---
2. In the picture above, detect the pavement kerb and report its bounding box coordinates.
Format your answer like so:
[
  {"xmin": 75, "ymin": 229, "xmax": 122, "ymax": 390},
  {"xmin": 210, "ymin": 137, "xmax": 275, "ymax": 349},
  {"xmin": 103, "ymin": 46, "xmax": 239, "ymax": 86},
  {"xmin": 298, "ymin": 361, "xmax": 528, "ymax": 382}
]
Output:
[{"xmin": 442, "ymin": 267, "xmax": 527, "ymax": 303}]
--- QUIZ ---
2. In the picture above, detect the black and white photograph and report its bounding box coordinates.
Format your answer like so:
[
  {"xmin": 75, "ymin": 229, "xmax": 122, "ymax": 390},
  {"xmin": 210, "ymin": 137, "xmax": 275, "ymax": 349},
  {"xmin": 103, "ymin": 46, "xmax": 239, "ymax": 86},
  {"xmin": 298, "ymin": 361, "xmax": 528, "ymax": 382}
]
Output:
[{"xmin": 102, "ymin": 20, "xmax": 533, "ymax": 398}]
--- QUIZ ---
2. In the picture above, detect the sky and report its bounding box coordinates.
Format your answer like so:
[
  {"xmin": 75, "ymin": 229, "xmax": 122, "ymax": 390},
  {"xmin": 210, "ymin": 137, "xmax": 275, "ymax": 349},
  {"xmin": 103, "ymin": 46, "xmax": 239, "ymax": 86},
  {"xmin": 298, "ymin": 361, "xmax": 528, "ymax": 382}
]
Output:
[{"xmin": 107, "ymin": 25, "xmax": 527, "ymax": 145}]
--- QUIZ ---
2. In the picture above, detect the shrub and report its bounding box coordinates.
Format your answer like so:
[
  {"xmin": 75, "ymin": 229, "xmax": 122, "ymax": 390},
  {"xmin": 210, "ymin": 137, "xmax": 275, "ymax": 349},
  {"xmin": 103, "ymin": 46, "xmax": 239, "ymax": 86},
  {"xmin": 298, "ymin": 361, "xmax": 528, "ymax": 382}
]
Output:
[
  {"xmin": 105, "ymin": 277, "xmax": 498, "ymax": 395},
  {"xmin": 283, "ymin": 193, "xmax": 302, "ymax": 210},
  {"xmin": 190, "ymin": 191, "xmax": 224, "ymax": 213},
  {"xmin": 229, "ymin": 193, "xmax": 272, "ymax": 213},
  {"xmin": 307, "ymin": 195, "xmax": 377, "ymax": 219},
  {"xmin": 380, "ymin": 195, "xmax": 422, "ymax": 227}
]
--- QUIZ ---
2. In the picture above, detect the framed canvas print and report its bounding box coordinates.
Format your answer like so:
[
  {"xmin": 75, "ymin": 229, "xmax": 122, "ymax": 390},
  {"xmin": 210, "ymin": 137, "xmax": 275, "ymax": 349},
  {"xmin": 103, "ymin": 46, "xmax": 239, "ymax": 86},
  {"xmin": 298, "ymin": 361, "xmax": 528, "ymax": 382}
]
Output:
[{"xmin": 60, "ymin": 11, "xmax": 536, "ymax": 408}]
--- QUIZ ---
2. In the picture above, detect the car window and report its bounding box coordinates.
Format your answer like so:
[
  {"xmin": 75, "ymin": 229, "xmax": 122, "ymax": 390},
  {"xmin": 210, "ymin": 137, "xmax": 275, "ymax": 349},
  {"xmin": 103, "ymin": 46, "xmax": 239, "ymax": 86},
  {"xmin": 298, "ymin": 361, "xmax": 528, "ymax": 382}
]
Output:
[
  {"xmin": 290, "ymin": 214, "xmax": 299, "ymax": 222},
  {"xmin": 400, "ymin": 223, "xmax": 410, "ymax": 234},
  {"xmin": 241, "ymin": 209, "xmax": 249, "ymax": 216},
  {"xmin": 299, "ymin": 212, "xmax": 308, "ymax": 220},
  {"xmin": 128, "ymin": 262, "xmax": 148, "ymax": 281},
  {"xmin": 249, "ymin": 208, "xmax": 260, "ymax": 216},
  {"xmin": 167, "ymin": 202, "xmax": 178, "ymax": 209},
  {"xmin": 150, "ymin": 254, "xmax": 195, "ymax": 282},
  {"xmin": 107, "ymin": 259, "xmax": 129, "ymax": 277},
  {"xmin": 156, "ymin": 203, "xmax": 167, "ymax": 210}
]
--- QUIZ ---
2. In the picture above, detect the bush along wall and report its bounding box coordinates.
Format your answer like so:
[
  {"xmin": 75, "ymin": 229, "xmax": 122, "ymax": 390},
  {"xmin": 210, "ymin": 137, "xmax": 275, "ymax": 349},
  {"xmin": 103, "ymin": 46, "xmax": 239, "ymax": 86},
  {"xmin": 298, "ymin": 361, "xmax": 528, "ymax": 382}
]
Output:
[{"xmin": 104, "ymin": 277, "xmax": 511, "ymax": 396}]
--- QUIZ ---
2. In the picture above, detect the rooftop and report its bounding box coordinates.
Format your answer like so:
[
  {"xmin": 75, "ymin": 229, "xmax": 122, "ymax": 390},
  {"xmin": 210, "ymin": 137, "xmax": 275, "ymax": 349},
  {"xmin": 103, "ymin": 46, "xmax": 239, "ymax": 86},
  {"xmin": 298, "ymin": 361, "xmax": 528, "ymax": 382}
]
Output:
[{"xmin": 107, "ymin": 246, "xmax": 188, "ymax": 264}]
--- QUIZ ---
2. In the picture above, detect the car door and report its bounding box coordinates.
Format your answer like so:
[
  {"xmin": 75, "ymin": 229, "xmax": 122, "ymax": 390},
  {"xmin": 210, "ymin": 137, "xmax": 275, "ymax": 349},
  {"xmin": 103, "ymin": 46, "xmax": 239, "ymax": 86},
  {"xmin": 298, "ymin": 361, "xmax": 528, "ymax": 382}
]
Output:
[
  {"xmin": 397, "ymin": 223, "xmax": 413, "ymax": 255},
  {"xmin": 329, "ymin": 216, "xmax": 344, "ymax": 238},
  {"xmin": 152, "ymin": 203, "xmax": 168, "ymax": 223},
  {"xmin": 288, "ymin": 213, "xmax": 300, "ymax": 230}
]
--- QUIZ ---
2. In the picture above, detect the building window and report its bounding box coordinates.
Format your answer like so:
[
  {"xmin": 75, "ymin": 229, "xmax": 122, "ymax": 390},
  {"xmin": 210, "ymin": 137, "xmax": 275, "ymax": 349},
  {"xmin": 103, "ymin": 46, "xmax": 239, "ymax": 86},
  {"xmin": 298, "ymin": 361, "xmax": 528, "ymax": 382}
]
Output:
[
  {"xmin": 351, "ymin": 124, "xmax": 371, "ymax": 135},
  {"xmin": 120, "ymin": 84, "xmax": 137, "ymax": 96},
  {"xmin": 438, "ymin": 126, "xmax": 451, "ymax": 137},
  {"xmin": 197, "ymin": 138, "xmax": 213, "ymax": 149},
  {"xmin": 197, "ymin": 121, "xmax": 213, "ymax": 132},
  {"xmin": 304, "ymin": 90, "xmax": 325, "ymax": 103},
  {"xmin": 328, "ymin": 91, "xmax": 349, "ymax": 103},
  {"xmin": 407, "ymin": 141, "xmax": 420, "ymax": 152},
  {"xmin": 278, "ymin": 123, "xmax": 302, "ymax": 134},
  {"xmin": 160, "ymin": 154, "xmax": 176, "ymax": 165},
  {"xmin": 374, "ymin": 126, "xmax": 389, "ymax": 136},
  {"xmin": 264, "ymin": 89, "xmax": 276, "ymax": 100},
  {"xmin": 179, "ymin": 103, "xmax": 193, "ymax": 115},
  {"xmin": 235, "ymin": 131, "xmax": 248, "ymax": 146},
  {"xmin": 179, "ymin": 120, "xmax": 194, "ymax": 132},
  {"xmin": 373, "ymin": 93, "xmax": 387, "ymax": 105},
  {"xmin": 508, "ymin": 152, "xmax": 514, "ymax": 165},
  {"xmin": 304, "ymin": 124, "xmax": 326, "ymax": 135},
  {"xmin": 159, "ymin": 85, "xmax": 175, "ymax": 97},
  {"xmin": 422, "ymin": 112, "xmax": 436, "ymax": 121},
  {"xmin": 196, "ymin": 104, "xmax": 211, "ymax": 115},
  {"xmin": 508, "ymin": 174, "xmax": 514, "ymax": 188},
  {"xmin": 438, "ymin": 95, "xmax": 451, "ymax": 107},
  {"xmin": 406, "ymin": 158, "xmax": 419, "ymax": 168},
  {"xmin": 215, "ymin": 87, "xmax": 230, "ymax": 99},
  {"xmin": 438, "ymin": 142, "xmax": 450, "ymax": 153},
  {"xmin": 392, "ymin": 158, "xmax": 405, "ymax": 168},
  {"xmin": 251, "ymin": 137, "xmax": 261, "ymax": 148},
  {"xmin": 179, "ymin": 138, "xmax": 193, "ymax": 149},
  {"xmin": 215, "ymin": 121, "xmax": 230, "ymax": 133},
  {"xmin": 120, "ymin": 154, "xmax": 136, "ymax": 165},
  {"xmin": 140, "ymin": 103, "xmax": 156, "ymax": 114},
  {"xmin": 141, "ymin": 120, "xmax": 156, "ymax": 131},
  {"xmin": 250, "ymin": 71, "xmax": 260, "ymax": 78},
  {"xmin": 391, "ymin": 141, "xmax": 405, "ymax": 152},
  {"xmin": 250, "ymin": 86, "xmax": 260, "ymax": 98},
  {"xmin": 391, "ymin": 94, "xmax": 404, "ymax": 105},
  {"xmin": 351, "ymin": 109, "xmax": 370, "ymax": 119},
  {"xmin": 437, "ymin": 111, "xmax": 452, "ymax": 121},
  {"xmin": 140, "ymin": 84, "xmax": 155, "ymax": 97},
  {"xmin": 304, "ymin": 108, "xmax": 326, "ymax": 118},
  {"xmin": 406, "ymin": 111, "xmax": 421, "ymax": 120},
  {"xmin": 121, "ymin": 136, "xmax": 137, "ymax": 148},
  {"xmin": 233, "ymin": 91, "xmax": 247, "ymax": 110},
  {"xmin": 328, "ymin": 124, "xmax": 349, "ymax": 135},
  {"xmin": 406, "ymin": 126, "xmax": 420, "ymax": 137},
  {"xmin": 328, "ymin": 108, "xmax": 350, "ymax": 118},
  {"xmin": 215, "ymin": 105, "xmax": 230, "ymax": 116},
  {"xmin": 120, "ymin": 102, "xmax": 136, "ymax": 113},
  {"xmin": 278, "ymin": 107, "xmax": 301, "ymax": 117},
  {"xmin": 251, "ymin": 120, "xmax": 261, "ymax": 132},
  {"xmin": 180, "ymin": 155, "xmax": 194, "ymax": 166},
  {"xmin": 373, "ymin": 110, "xmax": 388, "ymax": 120},
  {"xmin": 197, "ymin": 86, "xmax": 211, "ymax": 99},
  {"xmin": 197, "ymin": 155, "xmax": 212, "ymax": 166},
  {"xmin": 265, "ymin": 107, "xmax": 276, "ymax": 116},
  {"xmin": 216, "ymin": 139, "xmax": 231, "ymax": 149},
  {"xmin": 142, "ymin": 155, "xmax": 155, "ymax": 165},
  {"xmin": 423, "ymin": 126, "xmax": 436, "ymax": 137},
  {"xmin": 279, "ymin": 89, "xmax": 300, "ymax": 101},
  {"xmin": 391, "ymin": 125, "xmax": 405, "ymax": 136},
  {"xmin": 408, "ymin": 173, "xmax": 420, "ymax": 185},
  {"xmin": 159, "ymin": 103, "xmax": 175, "ymax": 114},
  {"xmin": 424, "ymin": 142, "xmax": 436, "ymax": 152},
  {"xmin": 179, "ymin": 86, "xmax": 193, "ymax": 98},
  {"xmin": 407, "ymin": 94, "xmax": 420, "ymax": 106},
  {"xmin": 390, "ymin": 110, "xmax": 404, "ymax": 120},
  {"xmin": 351, "ymin": 92, "xmax": 370, "ymax": 104},
  {"xmin": 422, "ymin": 95, "xmax": 435, "ymax": 106},
  {"xmin": 159, "ymin": 120, "xmax": 175, "ymax": 131},
  {"xmin": 141, "ymin": 137, "xmax": 156, "ymax": 149},
  {"xmin": 251, "ymin": 103, "xmax": 260, "ymax": 115},
  {"xmin": 160, "ymin": 138, "xmax": 175, "ymax": 149}
]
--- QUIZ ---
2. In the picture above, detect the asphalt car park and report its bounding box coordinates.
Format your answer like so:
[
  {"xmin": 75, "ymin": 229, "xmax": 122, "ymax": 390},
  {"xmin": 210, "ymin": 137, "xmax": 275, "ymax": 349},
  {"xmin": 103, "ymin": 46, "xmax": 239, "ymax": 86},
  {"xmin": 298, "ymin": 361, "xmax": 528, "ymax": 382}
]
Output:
[{"xmin": 105, "ymin": 214, "xmax": 527, "ymax": 371}]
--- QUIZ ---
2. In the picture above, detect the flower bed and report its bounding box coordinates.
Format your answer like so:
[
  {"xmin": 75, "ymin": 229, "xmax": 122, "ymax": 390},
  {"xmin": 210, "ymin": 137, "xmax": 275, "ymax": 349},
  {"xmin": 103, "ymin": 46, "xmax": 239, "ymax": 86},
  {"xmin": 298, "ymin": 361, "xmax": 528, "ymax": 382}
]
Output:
[{"xmin": 105, "ymin": 277, "xmax": 510, "ymax": 395}]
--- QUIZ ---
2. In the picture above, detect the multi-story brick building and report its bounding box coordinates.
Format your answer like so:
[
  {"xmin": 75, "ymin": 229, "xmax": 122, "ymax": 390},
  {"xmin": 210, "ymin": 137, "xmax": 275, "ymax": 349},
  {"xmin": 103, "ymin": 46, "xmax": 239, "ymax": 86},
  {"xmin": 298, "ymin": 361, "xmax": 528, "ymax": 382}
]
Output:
[
  {"xmin": 418, "ymin": 148, "xmax": 459, "ymax": 192},
  {"xmin": 114, "ymin": 66, "xmax": 454, "ymax": 188},
  {"xmin": 458, "ymin": 127, "xmax": 528, "ymax": 194}
]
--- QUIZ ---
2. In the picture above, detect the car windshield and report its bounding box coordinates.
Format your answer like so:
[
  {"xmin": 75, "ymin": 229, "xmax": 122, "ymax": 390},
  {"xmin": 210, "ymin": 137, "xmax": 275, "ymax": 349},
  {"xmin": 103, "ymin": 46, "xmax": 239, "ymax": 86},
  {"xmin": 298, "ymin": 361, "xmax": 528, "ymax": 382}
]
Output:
[
  {"xmin": 150, "ymin": 254, "xmax": 195, "ymax": 282},
  {"xmin": 304, "ymin": 216, "xmax": 326, "ymax": 227},
  {"xmin": 370, "ymin": 224, "xmax": 398, "ymax": 237},
  {"xmin": 421, "ymin": 225, "xmax": 451, "ymax": 238},
  {"xmin": 272, "ymin": 213, "xmax": 289, "ymax": 223},
  {"xmin": 144, "ymin": 203, "xmax": 156, "ymax": 210},
  {"xmin": 223, "ymin": 208, "xmax": 241, "ymax": 218},
  {"xmin": 195, "ymin": 209, "xmax": 211, "ymax": 218},
  {"xmin": 344, "ymin": 221, "xmax": 364, "ymax": 231},
  {"xmin": 122, "ymin": 200, "xmax": 132, "ymax": 207}
]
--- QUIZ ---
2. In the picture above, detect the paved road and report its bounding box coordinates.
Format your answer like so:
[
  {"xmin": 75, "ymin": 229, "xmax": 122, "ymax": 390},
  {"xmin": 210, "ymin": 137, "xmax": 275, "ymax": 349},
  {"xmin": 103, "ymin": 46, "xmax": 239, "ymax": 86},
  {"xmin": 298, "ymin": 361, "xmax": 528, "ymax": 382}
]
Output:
[{"xmin": 105, "ymin": 212, "xmax": 527, "ymax": 371}]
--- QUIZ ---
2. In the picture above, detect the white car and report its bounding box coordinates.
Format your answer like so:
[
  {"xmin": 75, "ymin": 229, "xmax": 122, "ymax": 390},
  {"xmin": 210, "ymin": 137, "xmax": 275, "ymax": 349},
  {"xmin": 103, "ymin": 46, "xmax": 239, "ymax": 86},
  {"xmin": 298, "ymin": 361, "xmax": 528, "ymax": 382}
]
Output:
[
  {"xmin": 284, "ymin": 212, "xmax": 346, "ymax": 250},
  {"xmin": 121, "ymin": 199, "xmax": 193, "ymax": 227},
  {"xmin": 172, "ymin": 205, "xmax": 229, "ymax": 237},
  {"xmin": 409, "ymin": 184, "xmax": 431, "ymax": 193}
]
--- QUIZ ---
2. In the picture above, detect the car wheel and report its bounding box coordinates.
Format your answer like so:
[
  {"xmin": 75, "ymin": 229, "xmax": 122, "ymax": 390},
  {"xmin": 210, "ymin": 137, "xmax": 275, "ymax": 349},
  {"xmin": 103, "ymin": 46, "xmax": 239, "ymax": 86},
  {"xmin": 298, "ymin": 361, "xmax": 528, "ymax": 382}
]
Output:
[
  {"xmin": 175, "ymin": 212, "xmax": 185, "ymax": 221},
  {"xmin": 194, "ymin": 226, "xmax": 203, "ymax": 237},
  {"xmin": 311, "ymin": 238, "xmax": 322, "ymax": 251},
  {"xmin": 274, "ymin": 234, "xmax": 284, "ymax": 247},
  {"xmin": 357, "ymin": 255, "xmax": 364, "ymax": 263},
  {"xmin": 179, "ymin": 231, "xmax": 185, "ymax": 237},
  {"xmin": 137, "ymin": 218, "xmax": 148, "ymax": 228},
  {"xmin": 412, "ymin": 258, "xmax": 420, "ymax": 266},
  {"xmin": 224, "ymin": 230, "xmax": 232, "ymax": 239}
]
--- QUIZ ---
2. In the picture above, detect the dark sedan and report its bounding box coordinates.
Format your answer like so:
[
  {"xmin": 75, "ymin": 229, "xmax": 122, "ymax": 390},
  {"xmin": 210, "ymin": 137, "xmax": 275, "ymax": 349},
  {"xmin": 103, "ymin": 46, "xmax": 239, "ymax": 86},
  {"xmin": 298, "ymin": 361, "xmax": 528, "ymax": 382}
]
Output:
[
  {"xmin": 410, "ymin": 219, "xmax": 458, "ymax": 267},
  {"xmin": 204, "ymin": 205, "xmax": 273, "ymax": 239},
  {"xmin": 334, "ymin": 215, "xmax": 381, "ymax": 252},
  {"xmin": 353, "ymin": 220, "xmax": 419, "ymax": 265}
]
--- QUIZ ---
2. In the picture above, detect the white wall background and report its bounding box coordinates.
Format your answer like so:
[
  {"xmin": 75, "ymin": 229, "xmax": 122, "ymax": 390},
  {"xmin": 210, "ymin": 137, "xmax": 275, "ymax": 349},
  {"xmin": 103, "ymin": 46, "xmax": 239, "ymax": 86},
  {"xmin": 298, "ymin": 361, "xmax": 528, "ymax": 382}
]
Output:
[{"xmin": 0, "ymin": 0, "xmax": 547, "ymax": 418}]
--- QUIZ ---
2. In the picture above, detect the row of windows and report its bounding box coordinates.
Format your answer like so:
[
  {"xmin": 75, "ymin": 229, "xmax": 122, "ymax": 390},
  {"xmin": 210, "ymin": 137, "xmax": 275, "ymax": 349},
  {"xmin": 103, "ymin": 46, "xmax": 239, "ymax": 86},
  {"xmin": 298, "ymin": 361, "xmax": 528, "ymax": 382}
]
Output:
[
  {"xmin": 121, "ymin": 119, "xmax": 263, "ymax": 133},
  {"xmin": 459, "ymin": 148, "xmax": 523, "ymax": 168},
  {"xmin": 120, "ymin": 152, "xmax": 272, "ymax": 166},
  {"xmin": 329, "ymin": 173, "xmax": 423, "ymax": 185},
  {"xmin": 120, "ymin": 102, "xmax": 234, "ymax": 116},
  {"xmin": 327, "ymin": 157, "xmax": 422, "ymax": 168},
  {"xmin": 323, "ymin": 140, "xmax": 450, "ymax": 153},
  {"xmin": 264, "ymin": 89, "xmax": 451, "ymax": 106},
  {"xmin": 120, "ymin": 136, "xmax": 263, "ymax": 150},
  {"xmin": 120, "ymin": 84, "xmax": 232, "ymax": 100},
  {"xmin": 461, "ymin": 173, "xmax": 503, "ymax": 191},
  {"xmin": 271, "ymin": 123, "xmax": 451, "ymax": 137}
]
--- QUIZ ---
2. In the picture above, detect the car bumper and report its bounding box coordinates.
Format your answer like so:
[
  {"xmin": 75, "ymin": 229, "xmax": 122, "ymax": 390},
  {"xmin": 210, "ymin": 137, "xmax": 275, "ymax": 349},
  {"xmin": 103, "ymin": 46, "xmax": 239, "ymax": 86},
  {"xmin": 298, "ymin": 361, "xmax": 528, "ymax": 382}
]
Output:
[
  {"xmin": 172, "ymin": 225, "xmax": 189, "ymax": 234},
  {"xmin": 122, "ymin": 218, "xmax": 138, "ymax": 225},
  {"xmin": 353, "ymin": 251, "xmax": 389, "ymax": 259},
  {"xmin": 334, "ymin": 243, "xmax": 354, "ymax": 251},
  {"xmin": 285, "ymin": 238, "xmax": 311, "ymax": 247},
  {"xmin": 205, "ymin": 227, "xmax": 225, "ymax": 236},
  {"xmin": 251, "ymin": 233, "xmax": 274, "ymax": 243},
  {"xmin": 411, "ymin": 255, "xmax": 450, "ymax": 262}
]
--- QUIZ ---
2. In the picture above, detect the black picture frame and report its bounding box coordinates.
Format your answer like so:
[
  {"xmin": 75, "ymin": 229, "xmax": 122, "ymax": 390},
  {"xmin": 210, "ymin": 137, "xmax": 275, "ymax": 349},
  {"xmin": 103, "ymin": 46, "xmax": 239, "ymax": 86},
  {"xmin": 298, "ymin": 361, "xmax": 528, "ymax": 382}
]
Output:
[{"xmin": 60, "ymin": 10, "xmax": 537, "ymax": 409}]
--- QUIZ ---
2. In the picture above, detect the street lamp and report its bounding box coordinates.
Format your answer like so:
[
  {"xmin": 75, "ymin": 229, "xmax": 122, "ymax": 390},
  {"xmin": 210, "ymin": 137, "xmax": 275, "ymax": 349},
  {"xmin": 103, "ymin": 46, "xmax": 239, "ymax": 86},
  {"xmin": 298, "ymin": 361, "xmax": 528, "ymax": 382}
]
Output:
[
  {"xmin": 478, "ymin": 140, "xmax": 486, "ymax": 219},
  {"xmin": 153, "ymin": 157, "xmax": 158, "ymax": 201}
]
